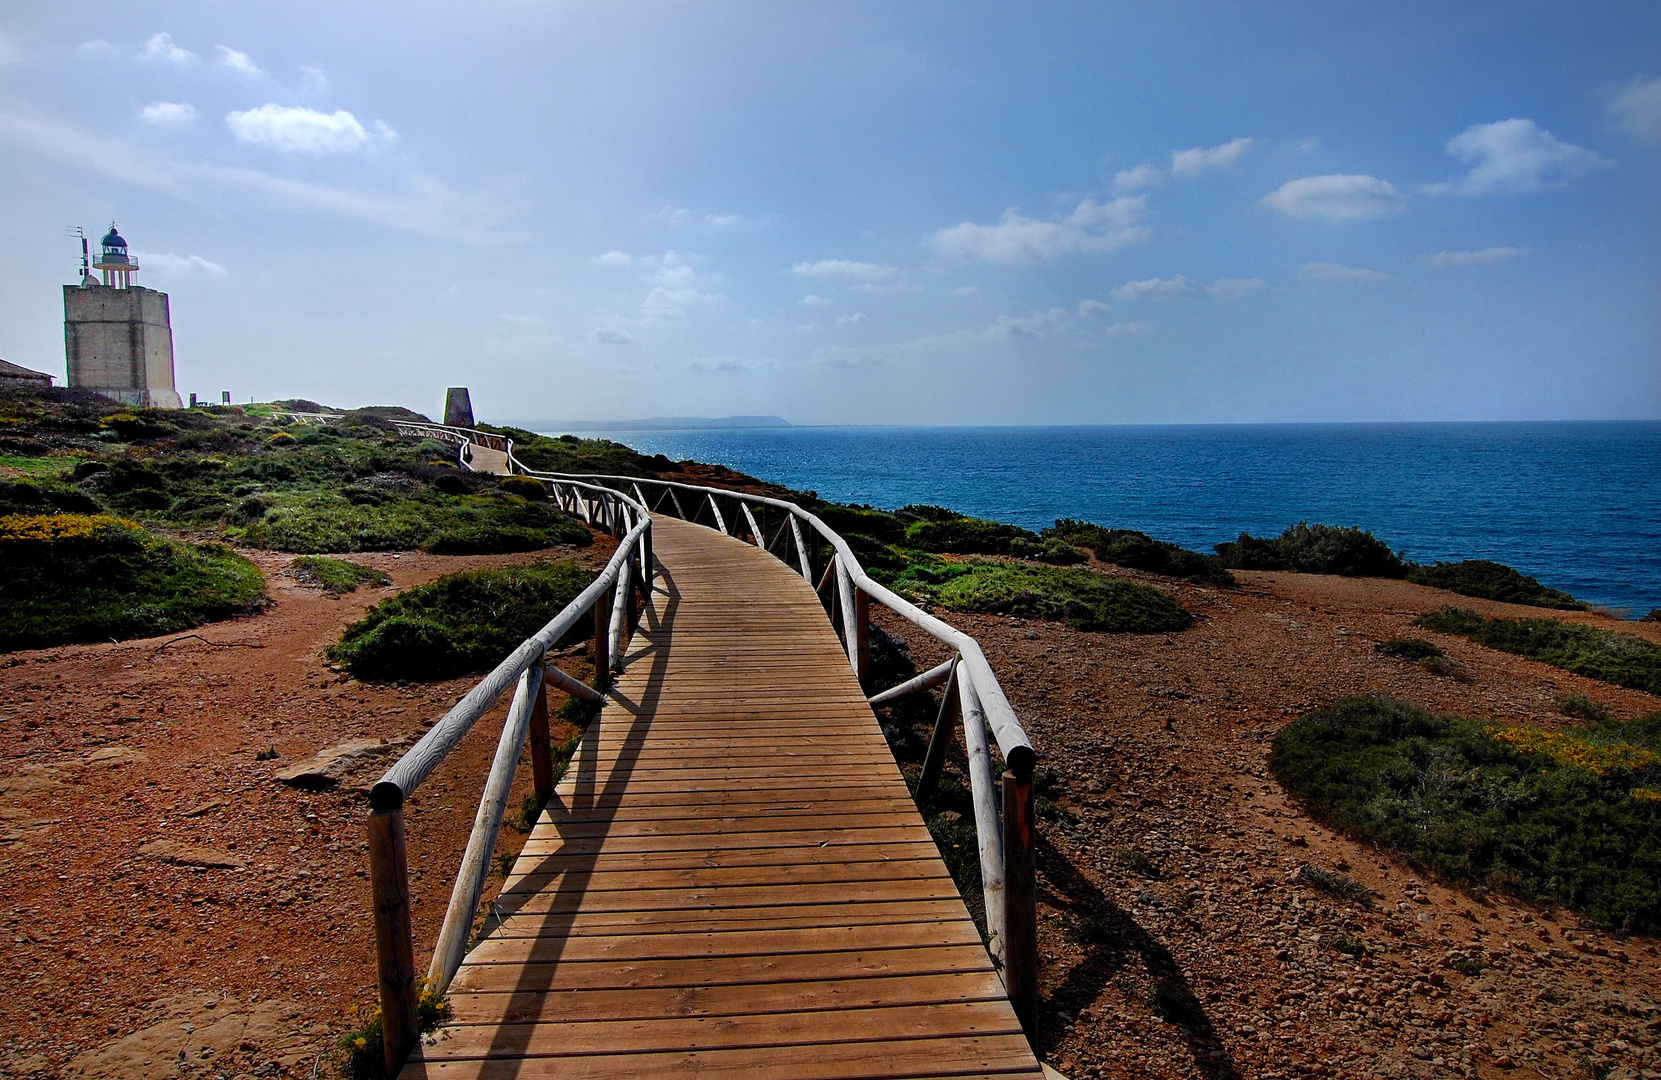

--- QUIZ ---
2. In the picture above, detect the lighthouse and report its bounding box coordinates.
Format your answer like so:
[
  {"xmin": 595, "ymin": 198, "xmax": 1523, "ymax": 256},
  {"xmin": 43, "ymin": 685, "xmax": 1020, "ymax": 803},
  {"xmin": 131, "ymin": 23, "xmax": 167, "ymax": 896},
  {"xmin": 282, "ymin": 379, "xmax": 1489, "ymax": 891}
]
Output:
[{"xmin": 63, "ymin": 223, "xmax": 184, "ymax": 409}]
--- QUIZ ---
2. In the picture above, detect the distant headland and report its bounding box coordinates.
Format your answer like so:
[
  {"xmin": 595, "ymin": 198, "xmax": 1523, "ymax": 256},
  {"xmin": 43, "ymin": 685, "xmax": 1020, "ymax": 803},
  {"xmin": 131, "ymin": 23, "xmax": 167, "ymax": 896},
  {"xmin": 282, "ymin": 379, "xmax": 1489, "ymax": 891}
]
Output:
[{"xmin": 521, "ymin": 415, "xmax": 793, "ymax": 432}]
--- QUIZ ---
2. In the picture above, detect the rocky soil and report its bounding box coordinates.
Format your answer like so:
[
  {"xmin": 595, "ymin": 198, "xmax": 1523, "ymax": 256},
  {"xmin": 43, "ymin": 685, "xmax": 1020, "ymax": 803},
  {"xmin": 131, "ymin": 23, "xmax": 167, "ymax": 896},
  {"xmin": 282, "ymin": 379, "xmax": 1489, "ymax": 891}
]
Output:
[
  {"xmin": 0, "ymin": 539, "xmax": 610, "ymax": 1080},
  {"xmin": 876, "ymin": 567, "xmax": 1661, "ymax": 1080},
  {"xmin": 2, "ymin": 534, "xmax": 1658, "ymax": 1079}
]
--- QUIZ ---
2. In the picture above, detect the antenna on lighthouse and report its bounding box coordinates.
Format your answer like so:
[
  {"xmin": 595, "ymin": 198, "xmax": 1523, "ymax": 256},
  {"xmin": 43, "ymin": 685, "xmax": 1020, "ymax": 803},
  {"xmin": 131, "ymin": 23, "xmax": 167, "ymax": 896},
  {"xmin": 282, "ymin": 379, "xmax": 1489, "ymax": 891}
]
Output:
[{"xmin": 64, "ymin": 226, "xmax": 93, "ymax": 284}]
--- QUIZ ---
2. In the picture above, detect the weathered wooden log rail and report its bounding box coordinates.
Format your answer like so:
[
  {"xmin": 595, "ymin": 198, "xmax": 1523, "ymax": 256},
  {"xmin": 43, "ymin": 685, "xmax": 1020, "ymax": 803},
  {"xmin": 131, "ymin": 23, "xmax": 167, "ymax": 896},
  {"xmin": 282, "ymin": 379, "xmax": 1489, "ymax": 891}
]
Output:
[{"xmin": 366, "ymin": 418, "xmax": 1039, "ymax": 1075}]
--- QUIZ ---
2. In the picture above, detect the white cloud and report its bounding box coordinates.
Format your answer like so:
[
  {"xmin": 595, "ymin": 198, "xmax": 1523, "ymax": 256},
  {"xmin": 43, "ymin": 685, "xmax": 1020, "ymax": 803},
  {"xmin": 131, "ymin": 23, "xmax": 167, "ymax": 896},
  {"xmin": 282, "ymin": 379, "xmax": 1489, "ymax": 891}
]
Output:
[
  {"xmin": 954, "ymin": 285, "xmax": 980, "ymax": 295},
  {"xmin": 984, "ymin": 308, "xmax": 1072, "ymax": 341},
  {"xmin": 1297, "ymin": 261, "xmax": 1393, "ymax": 283},
  {"xmin": 1417, "ymin": 246, "xmax": 1534, "ymax": 268},
  {"xmin": 1113, "ymin": 275, "xmax": 1200, "ymax": 301},
  {"xmin": 134, "ymin": 251, "xmax": 227, "ymax": 277},
  {"xmin": 1170, "ymin": 137, "xmax": 1255, "ymax": 177},
  {"xmin": 1207, "ymin": 276, "xmax": 1268, "ymax": 299},
  {"xmin": 1078, "ymin": 299, "xmax": 1113, "ymax": 318},
  {"xmin": 226, "ymin": 104, "xmax": 395, "ymax": 154},
  {"xmin": 639, "ymin": 251, "xmax": 722, "ymax": 321},
  {"xmin": 77, "ymin": 40, "xmax": 119, "ymax": 59},
  {"xmin": 1112, "ymin": 274, "xmax": 1265, "ymax": 300},
  {"xmin": 139, "ymin": 102, "xmax": 196, "ymax": 126},
  {"xmin": 792, "ymin": 259, "xmax": 898, "ymax": 281},
  {"xmin": 498, "ymin": 313, "xmax": 543, "ymax": 327},
  {"xmin": 835, "ymin": 312, "xmax": 866, "ymax": 328},
  {"xmin": 593, "ymin": 250, "xmax": 633, "ymax": 268},
  {"xmin": 215, "ymin": 45, "xmax": 264, "ymax": 78},
  {"xmin": 932, "ymin": 196, "xmax": 1149, "ymax": 264},
  {"xmin": 299, "ymin": 65, "xmax": 329, "ymax": 96},
  {"xmin": 1608, "ymin": 76, "xmax": 1661, "ymax": 146},
  {"xmin": 1112, "ymin": 162, "xmax": 1165, "ymax": 192},
  {"xmin": 796, "ymin": 323, "xmax": 822, "ymax": 334},
  {"xmin": 0, "ymin": 108, "xmax": 521, "ymax": 245},
  {"xmin": 593, "ymin": 328, "xmax": 633, "ymax": 344},
  {"xmin": 651, "ymin": 206, "xmax": 760, "ymax": 229},
  {"xmin": 1262, "ymin": 174, "xmax": 1406, "ymax": 221},
  {"xmin": 143, "ymin": 32, "xmax": 195, "ymax": 64},
  {"xmin": 1422, "ymin": 119, "xmax": 1612, "ymax": 195},
  {"xmin": 798, "ymin": 294, "xmax": 832, "ymax": 306}
]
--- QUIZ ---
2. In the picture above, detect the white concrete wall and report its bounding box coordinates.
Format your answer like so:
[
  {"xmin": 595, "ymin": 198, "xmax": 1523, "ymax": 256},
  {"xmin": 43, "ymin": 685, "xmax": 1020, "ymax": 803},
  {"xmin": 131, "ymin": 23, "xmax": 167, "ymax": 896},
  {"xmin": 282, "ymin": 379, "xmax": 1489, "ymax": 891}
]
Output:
[{"xmin": 63, "ymin": 285, "xmax": 181, "ymax": 409}]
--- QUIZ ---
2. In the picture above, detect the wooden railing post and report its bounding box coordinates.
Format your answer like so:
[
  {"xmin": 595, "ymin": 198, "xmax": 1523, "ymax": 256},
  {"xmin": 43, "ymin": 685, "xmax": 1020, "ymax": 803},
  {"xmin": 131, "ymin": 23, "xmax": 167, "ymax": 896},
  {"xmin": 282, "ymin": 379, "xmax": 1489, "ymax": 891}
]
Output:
[
  {"xmin": 854, "ymin": 588, "xmax": 870, "ymax": 684},
  {"xmin": 916, "ymin": 660, "xmax": 960, "ymax": 806},
  {"xmin": 527, "ymin": 666, "xmax": 553, "ymax": 807},
  {"xmin": 1001, "ymin": 769, "xmax": 1038, "ymax": 1037},
  {"xmin": 368, "ymin": 808, "xmax": 418, "ymax": 1075},
  {"xmin": 593, "ymin": 580, "xmax": 613, "ymax": 688}
]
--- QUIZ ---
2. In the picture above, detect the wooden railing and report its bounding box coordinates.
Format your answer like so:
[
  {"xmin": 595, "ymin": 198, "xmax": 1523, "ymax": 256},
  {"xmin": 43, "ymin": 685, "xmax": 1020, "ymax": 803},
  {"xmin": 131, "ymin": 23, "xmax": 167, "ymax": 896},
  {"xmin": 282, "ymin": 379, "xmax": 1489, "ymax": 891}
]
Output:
[
  {"xmin": 364, "ymin": 421, "xmax": 1039, "ymax": 1073},
  {"xmin": 363, "ymin": 473, "xmax": 651, "ymax": 1074}
]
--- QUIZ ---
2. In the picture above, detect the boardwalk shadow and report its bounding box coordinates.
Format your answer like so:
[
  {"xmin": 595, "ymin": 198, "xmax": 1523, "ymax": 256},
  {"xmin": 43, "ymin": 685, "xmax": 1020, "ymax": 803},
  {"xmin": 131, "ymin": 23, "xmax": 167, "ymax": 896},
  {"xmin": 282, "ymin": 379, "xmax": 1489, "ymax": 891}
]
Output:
[
  {"xmin": 454, "ymin": 547, "xmax": 684, "ymax": 1073},
  {"xmin": 1037, "ymin": 835, "xmax": 1243, "ymax": 1080}
]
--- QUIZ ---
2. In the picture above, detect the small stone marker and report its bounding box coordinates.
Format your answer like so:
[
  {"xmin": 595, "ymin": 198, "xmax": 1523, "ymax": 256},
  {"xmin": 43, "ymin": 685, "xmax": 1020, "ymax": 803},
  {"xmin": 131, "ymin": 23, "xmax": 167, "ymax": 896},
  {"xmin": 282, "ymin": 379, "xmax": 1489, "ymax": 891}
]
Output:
[{"xmin": 444, "ymin": 386, "xmax": 475, "ymax": 427}]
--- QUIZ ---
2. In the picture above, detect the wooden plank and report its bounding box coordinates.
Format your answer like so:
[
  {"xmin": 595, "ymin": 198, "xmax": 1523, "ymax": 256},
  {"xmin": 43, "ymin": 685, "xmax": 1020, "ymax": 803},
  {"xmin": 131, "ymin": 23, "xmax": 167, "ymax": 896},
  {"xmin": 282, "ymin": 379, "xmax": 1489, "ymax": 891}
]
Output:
[
  {"xmin": 403, "ymin": 1035, "xmax": 1042, "ymax": 1079},
  {"xmin": 418, "ymin": 1001, "xmax": 1022, "ymax": 1058},
  {"xmin": 493, "ymin": 877, "xmax": 966, "ymax": 916},
  {"xmin": 445, "ymin": 970, "xmax": 1009, "ymax": 1022},
  {"xmin": 463, "ymin": 919, "xmax": 985, "ymax": 966},
  {"xmin": 486, "ymin": 899, "xmax": 973, "ymax": 939}
]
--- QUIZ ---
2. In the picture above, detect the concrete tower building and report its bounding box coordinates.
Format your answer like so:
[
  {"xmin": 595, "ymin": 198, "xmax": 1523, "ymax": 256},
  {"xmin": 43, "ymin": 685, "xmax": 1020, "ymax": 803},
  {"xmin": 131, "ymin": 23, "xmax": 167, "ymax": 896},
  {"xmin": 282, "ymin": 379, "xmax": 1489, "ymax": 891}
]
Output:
[{"xmin": 63, "ymin": 224, "xmax": 183, "ymax": 409}]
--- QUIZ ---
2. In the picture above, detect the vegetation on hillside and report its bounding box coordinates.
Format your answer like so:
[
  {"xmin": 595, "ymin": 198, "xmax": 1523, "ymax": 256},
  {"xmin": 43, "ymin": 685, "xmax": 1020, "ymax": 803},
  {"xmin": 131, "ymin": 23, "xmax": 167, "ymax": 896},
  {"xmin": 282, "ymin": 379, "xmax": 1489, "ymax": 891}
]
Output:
[
  {"xmin": 0, "ymin": 512, "xmax": 265, "ymax": 650},
  {"xmin": 1215, "ymin": 522, "xmax": 1406, "ymax": 577},
  {"xmin": 329, "ymin": 560, "xmax": 595, "ymax": 681},
  {"xmin": 289, "ymin": 555, "xmax": 392, "ymax": 595},
  {"xmin": 0, "ymin": 390, "xmax": 595, "ymax": 555},
  {"xmin": 1272, "ymin": 696, "xmax": 1661, "ymax": 931},
  {"xmin": 1046, "ymin": 519, "xmax": 1235, "ymax": 585},
  {"xmin": 1415, "ymin": 606, "xmax": 1661, "ymax": 695},
  {"xmin": 1406, "ymin": 559, "xmax": 1587, "ymax": 610}
]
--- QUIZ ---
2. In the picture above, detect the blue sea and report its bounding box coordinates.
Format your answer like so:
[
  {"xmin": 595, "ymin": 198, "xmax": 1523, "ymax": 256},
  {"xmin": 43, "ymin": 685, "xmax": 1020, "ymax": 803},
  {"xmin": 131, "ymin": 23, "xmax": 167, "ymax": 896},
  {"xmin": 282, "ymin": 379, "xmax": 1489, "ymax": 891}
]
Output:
[{"xmin": 557, "ymin": 422, "xmax": 1661, "ymax": 617}]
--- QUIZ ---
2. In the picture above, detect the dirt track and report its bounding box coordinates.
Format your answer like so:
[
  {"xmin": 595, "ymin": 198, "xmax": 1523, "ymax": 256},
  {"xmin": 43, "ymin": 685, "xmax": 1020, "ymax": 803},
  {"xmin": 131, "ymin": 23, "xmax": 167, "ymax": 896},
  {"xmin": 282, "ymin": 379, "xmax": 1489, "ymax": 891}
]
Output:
[{"xmin": 2, "ymin": 542, "xmax": 1658, "ymax": 1079}]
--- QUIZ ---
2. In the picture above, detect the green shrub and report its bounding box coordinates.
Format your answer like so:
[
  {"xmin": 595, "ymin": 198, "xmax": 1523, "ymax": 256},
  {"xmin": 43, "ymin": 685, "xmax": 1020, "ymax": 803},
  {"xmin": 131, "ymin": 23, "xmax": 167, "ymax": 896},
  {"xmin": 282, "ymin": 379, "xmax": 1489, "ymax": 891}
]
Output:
[
  {"xmin": 921, "ymin": 561, "xmax": 1193, "ymax": 633},
  {"xmin": 1295, "ymin": 864, "xmax": 1373, "ymax": 907},
  {"xmin": 1271, "ymin": 696, "xmax": 1661, "ymax": 931},
  {"xmin": 0, "ymin": 513, "xmax": 266, "ymax": 651},
  {"xmin": 329, "ymin": 560, "xmax": 595, "ymax": 681},
  {"xmin": 814, "ymin": 504, "xmax": 908, "ymax": 544},
  {"xmin": 1375, "ymin": 638, "xmax": 1444, "ymax": 661},
  {"xmin": 1216, "ymin": 522, "xmax": 1405, "ymax": 577},
  {"xmin": 498, "ymin": 475, "xmax": 550, "ymax": 501},
  {"xmin": 1416, "ymin": 606, "xmax": 1661, "ymax": 695},
  {"xmin": 290, "ymin": 556, "xmax": 392, "ymax": 594},
  {"xmin": 1407, "ymin": 559, "xmax": 1586, "ymax": 610},
  {"xmin": 905, "ymin": 516, "xmax": 1039, "ymax": 555},
  {"xmin": 1046, "ymin": 519, "xmax": 1235, "ymax": 585},
  {"xmin": 1557, "ymin": 693, "xmax": 1617, "ymax": 726},
  {"xmin": 331, "ymin": 978, "xmax": 451, "ymax": 1080}
]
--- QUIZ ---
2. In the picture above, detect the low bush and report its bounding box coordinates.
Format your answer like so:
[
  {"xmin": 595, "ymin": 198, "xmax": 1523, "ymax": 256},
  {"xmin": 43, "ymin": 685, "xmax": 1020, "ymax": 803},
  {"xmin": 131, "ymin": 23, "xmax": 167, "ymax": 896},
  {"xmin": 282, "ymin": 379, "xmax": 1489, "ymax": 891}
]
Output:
[
  {"xmin": 899, "ymin": 560, "xmax": 1192, "ymax": 633},
  {"xmin": 0, "ymin": 513, "xmax": 266, "ymax": 650},
  {"xmin": 1406, "ymin": 559, "xmax": 1586, "ymax": 610},
  {"xmin": 1416, "ymin": 606, "xmax": 1661, "ymax": 695},
  {"xmin": 228, "ymin": 490, "xmax": 591, "ymax": 554},
  {"xmin": 1375, "ymin": 637, "xmax": 1443, "ymax": 661},
  {"xmin": 1046, "ymin": 519, "xmax": 1235, "ymax": 585},
  {"xmin": 289, "ymin": 556, "xmax": 391, "ymax": 594},
  {"xmin": 904, "ymin": 516, "xmax": 1040, "ymax": 555},
  {"xmin": 1216, "ymin": 522, "xmax": 1405, "ymax": 578},
  {"xmin": 329, "ymin": 560, "xmax": 595, "ymax": 681},
  {"xmin": 1272, "ymin": 696, "xmax": 1661, "ymax": 931}
]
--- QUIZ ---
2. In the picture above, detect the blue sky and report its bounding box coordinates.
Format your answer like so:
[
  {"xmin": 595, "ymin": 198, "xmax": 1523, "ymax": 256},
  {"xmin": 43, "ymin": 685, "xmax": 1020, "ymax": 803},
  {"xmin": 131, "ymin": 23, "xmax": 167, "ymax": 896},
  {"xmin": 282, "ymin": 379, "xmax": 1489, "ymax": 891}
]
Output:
[{"xmin": 0, "ymin": 2, "xmax": 1656, "ymax": 425}]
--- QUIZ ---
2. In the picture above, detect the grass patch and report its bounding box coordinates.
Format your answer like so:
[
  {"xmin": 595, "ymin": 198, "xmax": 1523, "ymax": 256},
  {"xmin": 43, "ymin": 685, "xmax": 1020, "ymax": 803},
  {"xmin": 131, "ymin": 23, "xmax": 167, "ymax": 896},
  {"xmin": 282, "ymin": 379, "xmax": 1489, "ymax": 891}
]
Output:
[
  {"xmin": 1407, "ymin": 559, "xmax": 1586, "ymax": 610},
  {"xmin": 0, "ymin": 513, "xmax": 266, "ymax": 651},
  {"xmin": 331, "ymin": 977, "xmax": 450, "ymax": 1079},
  {"xmin": 1046, "ymin": 519, "xmax": 1235, "ymax": 585},
  {"xmin": 1416, "ymin": 606, "xmax": 1661, "ymax": 695},
  {"xmin": 1113, "ymin": 847, "xmax": 1162, "ymax": 879},
  {"xmin": 1271, "ymin": 695, "xmax": 1661, "ymax": 931},
  {"xmin": 329, "ymin": 561, "xmax": 595, "ymax": 681},
  {"xmin": 290, "ymin": 555, "xmax": 391, "ymax": 594},
  {"xmin": 898, "ymin": 560, "xmax": 1192, "ymax": 633},
  {"xmin": 1216, "ymin": 522, "xmax": 1405, "ymax": 577},
  {"xmin": 1295, "ymin": 864, "xmax": 1374, "ymax": 907},
  {"xmin": 1375, "ymin": 637, "xmax": 1444, "ymax": 661},
  {"xmin": 0, "ymin": 454, "xmax": 77, "ymax": 479}
]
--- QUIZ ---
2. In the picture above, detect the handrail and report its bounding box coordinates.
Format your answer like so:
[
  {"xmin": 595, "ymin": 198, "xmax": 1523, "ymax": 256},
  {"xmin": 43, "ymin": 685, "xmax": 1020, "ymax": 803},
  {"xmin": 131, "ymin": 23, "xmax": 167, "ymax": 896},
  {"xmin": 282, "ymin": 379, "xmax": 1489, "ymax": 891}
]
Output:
[
  {"xmin": 363, "ymin": 467, "xmax": 652, "ymax": 1075},
  {"xmin": 367, "ymin": 418, "xmax": 1040, "ymax": 1073}
]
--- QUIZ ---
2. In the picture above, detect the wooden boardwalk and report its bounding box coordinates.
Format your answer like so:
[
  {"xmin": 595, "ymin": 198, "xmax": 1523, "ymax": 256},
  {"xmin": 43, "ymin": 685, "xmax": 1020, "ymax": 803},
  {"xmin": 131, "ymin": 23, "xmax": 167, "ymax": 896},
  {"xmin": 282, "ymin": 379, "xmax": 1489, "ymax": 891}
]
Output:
[{"xmin": 403, "ymin": 515, "xmax": 1044, "ymax": 1079}]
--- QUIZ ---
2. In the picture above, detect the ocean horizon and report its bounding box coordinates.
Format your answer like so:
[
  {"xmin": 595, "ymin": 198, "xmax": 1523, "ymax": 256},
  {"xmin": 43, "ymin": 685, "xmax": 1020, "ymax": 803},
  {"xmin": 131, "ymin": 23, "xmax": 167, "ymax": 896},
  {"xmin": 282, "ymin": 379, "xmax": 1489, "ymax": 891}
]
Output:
[{"xmin": 538, "ymin": 419, "xmax": 1661, "ymax": 617}]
